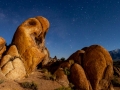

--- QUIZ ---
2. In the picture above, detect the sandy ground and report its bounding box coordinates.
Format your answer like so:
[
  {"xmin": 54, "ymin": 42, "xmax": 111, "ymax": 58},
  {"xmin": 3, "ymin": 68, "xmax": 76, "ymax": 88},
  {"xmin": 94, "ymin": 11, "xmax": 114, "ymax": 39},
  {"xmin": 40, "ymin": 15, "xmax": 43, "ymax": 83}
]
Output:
[
  {"xmin": 0, "ymin": 69, "xmax": 120, "ymax": 90},
  {"xmin": 0, "ymin": 70, "xmax": 62, "ymax": 90}
]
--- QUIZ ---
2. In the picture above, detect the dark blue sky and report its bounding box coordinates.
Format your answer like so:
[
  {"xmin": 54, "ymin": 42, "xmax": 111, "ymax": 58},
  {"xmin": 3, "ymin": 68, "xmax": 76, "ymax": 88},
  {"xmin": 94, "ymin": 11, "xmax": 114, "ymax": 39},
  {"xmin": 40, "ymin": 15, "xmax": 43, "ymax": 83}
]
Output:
[{"xmin": 0, "ymin": 0, "xmax": 120, "ymax": 59}]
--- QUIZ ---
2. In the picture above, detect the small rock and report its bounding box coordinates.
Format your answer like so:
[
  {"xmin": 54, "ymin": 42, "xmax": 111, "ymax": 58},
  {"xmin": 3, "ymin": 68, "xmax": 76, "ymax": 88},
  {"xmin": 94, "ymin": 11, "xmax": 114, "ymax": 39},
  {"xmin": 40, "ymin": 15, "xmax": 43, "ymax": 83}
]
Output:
[{"xmin": 54, "ymin": 68, "xmax": 69, "ymax": 87}]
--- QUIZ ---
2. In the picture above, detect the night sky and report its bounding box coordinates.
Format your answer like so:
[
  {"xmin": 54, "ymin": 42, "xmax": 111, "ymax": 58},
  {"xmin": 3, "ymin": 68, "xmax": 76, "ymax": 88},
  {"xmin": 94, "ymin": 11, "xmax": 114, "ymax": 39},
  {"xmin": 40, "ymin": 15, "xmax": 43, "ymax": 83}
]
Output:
[{"xmin": 0, "ymin": 0, "xmax": 120, "ymax": 59}]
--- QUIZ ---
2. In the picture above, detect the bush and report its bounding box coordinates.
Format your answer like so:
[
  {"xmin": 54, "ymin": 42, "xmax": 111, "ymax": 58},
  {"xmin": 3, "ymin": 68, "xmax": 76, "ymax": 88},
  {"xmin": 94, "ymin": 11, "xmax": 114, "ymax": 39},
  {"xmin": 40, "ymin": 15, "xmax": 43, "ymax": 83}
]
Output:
[
  {"xmin": 55, "ymin": 83, "xmax": 74, "ymax": 90},
  {"xmin": 64, "ymin": 67, "xmax": 70, "ymax": 76},
  {"xmin": 0, "ymin": 79, "xmax": 4, "ymax": 84},
  {"xmin": 68, "ymin": 60, "xmax": 74, "ymax": 65},
  {"xmin": 20, "ymin": 81, "xmax": 37, "ymax": 90},
  {"xmin": 69, "ymin": 83, "xmax": 74, "ymax": 88},
  {"xmin": 55, "ymin": 86, "xmax": 72, "ymax": 90},
  {"xmin": 41, "ymin": 68, "xmax": 48, "ymax": 73},
  {"xmin": 112, "ymin": 76, "xmax": 120, "ymax": 87},
  {"xmin": 44, "ymin": 71, "xmax": 56, "ymax": 81},
  {"xmin": 61, "ymin": 57, "xmax": 66, "ymax": 61}
]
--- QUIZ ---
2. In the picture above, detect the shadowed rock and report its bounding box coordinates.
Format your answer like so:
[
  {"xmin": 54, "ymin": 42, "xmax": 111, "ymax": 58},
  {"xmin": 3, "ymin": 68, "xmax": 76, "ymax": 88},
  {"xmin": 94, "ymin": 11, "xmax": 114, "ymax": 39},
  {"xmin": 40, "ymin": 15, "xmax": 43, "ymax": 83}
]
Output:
[{"xmin": 0, "ymin": 16, "xmax": 114, "ymax": 90}]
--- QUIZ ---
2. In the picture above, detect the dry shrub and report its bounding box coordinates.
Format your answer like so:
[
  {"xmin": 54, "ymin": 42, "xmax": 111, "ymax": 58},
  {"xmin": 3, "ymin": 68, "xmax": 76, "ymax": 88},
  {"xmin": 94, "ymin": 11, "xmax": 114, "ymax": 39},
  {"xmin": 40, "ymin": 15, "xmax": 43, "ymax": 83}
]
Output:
[{"xmin": 20, "ymin": 81, "xmax": 37, "ymax": 90}]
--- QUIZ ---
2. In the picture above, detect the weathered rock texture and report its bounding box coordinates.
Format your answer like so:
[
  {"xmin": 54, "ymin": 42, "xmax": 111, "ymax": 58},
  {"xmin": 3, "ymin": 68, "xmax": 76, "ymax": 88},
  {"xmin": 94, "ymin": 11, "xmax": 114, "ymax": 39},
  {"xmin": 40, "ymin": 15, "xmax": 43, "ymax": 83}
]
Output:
[
  {"xmin": 0, "ymin": 16, "xmax": 50, "ymax": 80},
  {"xmin": 67, "ymin": 50, "xmax": 85, "ymax": 65},
  {"xmin": 60, "ymin": 44, "xmax": 113, "ymax": 90},
  {"xmin": 0, "ymin": 45, "xmax": 26, "ymax": 80},
  {"xmin": 54, "ymin": 68, "xmax": 69, "ymax": 87},
  {"xmin": 0, "ymin": 37, "xmax": 6, "ymax": 59},
  {"xmin": 70, "ymin": 63, "xmax": 92, "ymax": 90},
  {"xmin": 11, "ymin": 16, "xmax": 50, "ymax": 74},
  {"xmin": 0, "ymin": 16, "xmax": 114, "ymax": 90},
  {"xmin": 83, "ymin": 45, "xmax": 113, "ymax": 90}
]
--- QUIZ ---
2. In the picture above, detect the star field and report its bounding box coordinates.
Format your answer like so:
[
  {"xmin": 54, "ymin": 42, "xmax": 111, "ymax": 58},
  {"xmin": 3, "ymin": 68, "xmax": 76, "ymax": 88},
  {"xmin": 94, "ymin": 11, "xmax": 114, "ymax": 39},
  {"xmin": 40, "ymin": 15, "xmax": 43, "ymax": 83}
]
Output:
[{"xmin": 0, "ymin": 0, "xmax": 120, "ymax": 59}]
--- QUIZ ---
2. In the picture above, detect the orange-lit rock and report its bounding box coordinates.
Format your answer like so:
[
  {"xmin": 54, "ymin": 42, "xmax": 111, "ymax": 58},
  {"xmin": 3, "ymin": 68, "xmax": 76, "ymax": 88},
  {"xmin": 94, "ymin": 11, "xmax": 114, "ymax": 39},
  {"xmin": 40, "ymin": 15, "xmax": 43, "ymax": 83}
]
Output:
[
  {"xmin": 0, "ymin": 45, "xmax": 26, "ymax": 80},
  {"xmin": 70, "ymin": 63, "xmax": 92, "ymax": 90},
  {"xmin": 11, "ymin": 16, "xmax": 50, "ymax": 74},
  {"xmin": 54, "ymin": 68, "xmax": 69, "ymax": 87},
  {"xmin": 67, "ymin": 50, "xmax": 85, "ymax": 65},
  {"xmin": 83, "ymin": 45, "xmax": 113, "ymax": 90},
  {"xmin": 0, "ymin": 37, "xmax": 6, "ymax": 59}
]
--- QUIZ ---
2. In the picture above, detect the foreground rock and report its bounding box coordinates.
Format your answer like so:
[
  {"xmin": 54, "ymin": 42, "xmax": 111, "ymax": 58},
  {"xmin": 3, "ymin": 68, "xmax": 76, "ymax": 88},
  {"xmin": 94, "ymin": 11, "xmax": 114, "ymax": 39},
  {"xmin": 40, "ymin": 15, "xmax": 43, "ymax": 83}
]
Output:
[
  {"xmin": 0, "ymin": 37, "xmax": 6, "ymax": 59},
  {"xmin": 0, "ymin": 16, "xmax": 114, "ymax": 90},
  {"xmin": 0, "ymin": 16, "xmax": 50, "ymax": 80},
  {"xmin": 12, "ymin": 16, "xmax": 50, "ymax": 74},
  {"xmin": 0, "ymin": 45, "xmax": 26, "ymax": 80}
]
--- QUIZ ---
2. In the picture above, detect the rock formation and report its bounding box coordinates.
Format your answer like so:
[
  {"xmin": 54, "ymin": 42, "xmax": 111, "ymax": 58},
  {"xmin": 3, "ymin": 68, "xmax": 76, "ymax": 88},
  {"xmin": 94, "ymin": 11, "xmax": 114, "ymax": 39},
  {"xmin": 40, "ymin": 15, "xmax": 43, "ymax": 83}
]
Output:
[
  {"xmin": 70, "ymin": 63, "xmax": 92, "ymax": 90},
  {"xmin": 54, "ymin": 45, "xmax": 114, "ymax": 89},
  {"xmin": 67, "ymin": 50, "xmax": 85, "ymax": 65},
  {"xmin": 54, "ymin": 68, "xmax": 69, "ymax": 87},
  {"xmin": 0, "ymin": 16, "xmax": 50, "ymax": 80},
  {"xmin": 0, "ymin": 45, "xmax": 26, "ymax": 80},
  {"xmin": 11, "ymin": 16, "xmax": 50, "ymax": 74},
  {"xmin": 0, "ymin": 37, "xmax": 6, "ymax": 59},
  {"xmin": 0, "ymin": 16, "xmax": 114, "ymax": 90},
  {"xmin": 83, "ymin": 45, "xmax": 113, "ymax": 90}
]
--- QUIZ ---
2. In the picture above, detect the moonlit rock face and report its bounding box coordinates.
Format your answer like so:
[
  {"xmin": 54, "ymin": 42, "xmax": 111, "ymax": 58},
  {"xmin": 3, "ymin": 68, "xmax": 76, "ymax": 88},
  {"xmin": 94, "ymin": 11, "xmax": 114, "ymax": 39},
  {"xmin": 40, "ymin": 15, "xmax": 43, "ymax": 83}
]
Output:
[
  {"xmin": 0, "ymin": 37, "xmax": 6, "ymax": 59},
  {"xmin": 0, "ymin": 45, "xmax": 26, "ymax": 80},
  {"xmin": 83, "ymin": 45, "xmax": 113, "ymax": 90},
  {"xmin": 59, "ymin": 45, "xmax": 113, "ymax": 90},
  {"xmin": 70, "ymin": 63, "xmax": 91, "ymax": 90},
  {"xmin": 0, "ymin": 16, "xmax": 50, "ymax": 80},
  {"xmin": 11, "ymin": 16, "xmax": 50, "ymax": 74}
]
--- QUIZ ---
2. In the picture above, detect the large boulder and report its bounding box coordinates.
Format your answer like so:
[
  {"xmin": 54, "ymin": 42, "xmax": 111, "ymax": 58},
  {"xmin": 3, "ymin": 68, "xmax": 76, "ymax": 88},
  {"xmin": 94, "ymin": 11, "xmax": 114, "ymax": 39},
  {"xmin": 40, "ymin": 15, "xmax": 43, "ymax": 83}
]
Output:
[
  {"xmin": 0, "ymin": 16, "xmax": 50, "ymax": 80},
  {"xmin": 66, "ymin": 45, "xmax": 114, "ymax": 90},
  {"xmin": 11, "ymin": 16, "xmax": 50, "ymax": 74},
  {"xmin": 83, "ymin": 45, "xmax": 113, "ymax": 90},
  {"xmin": 0, "ymin": 37, "xmax": 6, "ymax": 59}
]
